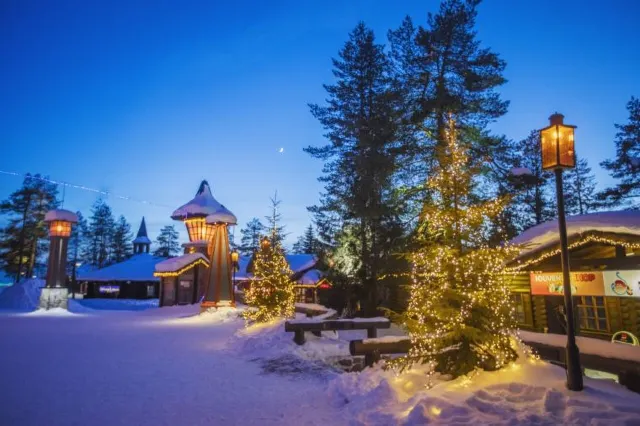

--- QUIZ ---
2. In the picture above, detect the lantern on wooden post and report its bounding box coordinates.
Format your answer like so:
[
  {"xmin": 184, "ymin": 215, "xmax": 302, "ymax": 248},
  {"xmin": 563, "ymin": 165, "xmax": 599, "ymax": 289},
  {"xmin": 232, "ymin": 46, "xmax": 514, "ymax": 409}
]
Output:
[
  {"xmin": 39, "ymin": 209, "xmax": 78, "ymax": 310},
  {"xmin": 539, "ymin": 113, "xmax": 583, "ymax": 392},
  {"xmin": 201, "ymin": 190, "xmax": 237, "ymax": 310}
]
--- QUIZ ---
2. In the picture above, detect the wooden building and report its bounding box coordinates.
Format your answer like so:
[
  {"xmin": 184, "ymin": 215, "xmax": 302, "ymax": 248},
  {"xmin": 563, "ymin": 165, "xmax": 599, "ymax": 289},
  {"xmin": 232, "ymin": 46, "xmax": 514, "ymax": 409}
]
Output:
[
  {"xmin": 235, "ymin": 254, "xmax": 332, "ymax": 303},
  {"xmin": 78, "ymin": 218, "xmax": 167, "ymax": 299},
  {"xmin": 154, "ymin": 253, "xmax": 209, "ymax": 306},
  {"xmin": 507, "ymin": 211, "xmax": 640, "ymax": 341}
]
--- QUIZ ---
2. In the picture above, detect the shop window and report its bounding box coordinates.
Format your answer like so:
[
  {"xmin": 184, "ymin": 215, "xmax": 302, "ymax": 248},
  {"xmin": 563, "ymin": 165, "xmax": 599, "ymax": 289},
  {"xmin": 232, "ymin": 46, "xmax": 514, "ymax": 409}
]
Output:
[
  {"xmin": 577, "ymin": 296, "xmax": 609, "ymax": 332},
  {"xmin": 147, "ymin": 285, "xmax": 155, "ymax": 298},
  {"xmin": 510, "ymin": 293, "xmax": 527, "ymax": 324}
]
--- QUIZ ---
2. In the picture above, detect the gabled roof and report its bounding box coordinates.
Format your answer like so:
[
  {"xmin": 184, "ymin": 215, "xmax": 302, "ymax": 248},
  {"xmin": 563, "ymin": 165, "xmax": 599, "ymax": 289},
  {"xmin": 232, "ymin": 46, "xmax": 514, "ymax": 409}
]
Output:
[
  {"xmin": 78, "ymin": 254, "xmax": 167, "ymax": 282},
  {"xmin": 154, "ymin": 253, "xmax": 209, "ymax": 274},
  {"xmin": 133, "ymin": 217, "xmax": 151, "ymax": 245},
  {"xmin": 171, "ymin": 180, "xmax": 236, "ymax": 223},
  {"xmin": 511, "ymin": 211, "xmax": 640, "ymax": 260},
  {"xmin": 240, "ymin": 253, "xmax": 320, "ymax": 282}
]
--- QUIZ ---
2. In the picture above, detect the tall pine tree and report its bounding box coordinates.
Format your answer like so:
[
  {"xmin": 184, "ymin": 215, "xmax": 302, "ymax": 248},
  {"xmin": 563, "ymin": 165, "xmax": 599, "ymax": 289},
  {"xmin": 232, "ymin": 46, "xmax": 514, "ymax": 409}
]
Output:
[
  {"xmin": 600, "ymin": 97, "xmax": 640, "ymax": 206},
  {"xmin": 306, "ymin": 22, "xmax": 403, "ymax": 316},
  {"xmin": 68, "ymin": 211, "xmax": 87, "ymax": 283},
  {"xmin": 111, "ymin": 215, "xmax": 132, "ymax": 263},
  {"xmin": 392, "ymin": 116, "xmax": 517, "ymax": 379},
  {"xmin": 292, "ymin": 225, "xmax": 321, "ymax": 254},
  {"xmin": 87, "ymin": 199, "xmax": 115, "ymax": 268},
  {"xmin": 153, "ymin": 225, "xmax": 180, "ymax": 257},
  {"xmin": 565, "ymin": 156, "xmax": 598, "ymax": 215},
  {"xmin": 239, "ymin": 218, "xmax": 265, "ymax": 256},
  {"xmin": 0, "ymin": 174, "xmax": 58, "ymax": 280}
]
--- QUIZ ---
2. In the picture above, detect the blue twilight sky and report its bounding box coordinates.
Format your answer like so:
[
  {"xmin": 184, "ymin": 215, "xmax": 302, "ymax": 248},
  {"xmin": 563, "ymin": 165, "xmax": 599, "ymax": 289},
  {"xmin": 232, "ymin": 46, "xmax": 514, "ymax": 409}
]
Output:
[{"xmin": 1, "ymin": 0, "xmax": 639, "ymax": 247}]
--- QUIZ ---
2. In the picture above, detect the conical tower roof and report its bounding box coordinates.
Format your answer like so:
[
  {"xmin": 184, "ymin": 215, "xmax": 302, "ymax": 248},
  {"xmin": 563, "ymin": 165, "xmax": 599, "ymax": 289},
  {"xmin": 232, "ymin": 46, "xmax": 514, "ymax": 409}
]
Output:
[
  {"xmin": 171, "ymin": 180, "xmax": 237, "ymax": 224},
  {"xmin": 133, "ymin": 217, "xmax": 152, "ymax": 244}
]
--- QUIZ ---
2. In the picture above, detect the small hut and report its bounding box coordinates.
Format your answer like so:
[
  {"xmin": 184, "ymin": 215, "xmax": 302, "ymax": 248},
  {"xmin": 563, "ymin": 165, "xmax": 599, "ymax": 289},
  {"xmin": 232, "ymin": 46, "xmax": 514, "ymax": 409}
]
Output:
[
  {"xmin": 507, "ymin": 211, "xmax": 640, "ymax": 341},
  {"xmin": 154, "ymin": 253, "xmax": 209, "ymax": 306}
]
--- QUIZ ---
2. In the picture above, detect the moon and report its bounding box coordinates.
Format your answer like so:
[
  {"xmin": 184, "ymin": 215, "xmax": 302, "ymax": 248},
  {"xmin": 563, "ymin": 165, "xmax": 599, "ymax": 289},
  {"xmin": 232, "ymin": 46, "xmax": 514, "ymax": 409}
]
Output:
[{"xmin": 278, "ymin": 147, "xmax": 284, "ymax": 153}]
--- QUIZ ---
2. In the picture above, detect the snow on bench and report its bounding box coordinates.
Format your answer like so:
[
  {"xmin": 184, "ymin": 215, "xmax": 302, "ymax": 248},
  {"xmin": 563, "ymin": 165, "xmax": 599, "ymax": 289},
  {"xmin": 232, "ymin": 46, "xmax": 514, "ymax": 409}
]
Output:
[
  {"xmin": 519, "ymin": 330, "xmax": 640, "ymax": 363},
  {"xmin": 285, "ymin": 317, "xmax": 391, "ymax": 345}
]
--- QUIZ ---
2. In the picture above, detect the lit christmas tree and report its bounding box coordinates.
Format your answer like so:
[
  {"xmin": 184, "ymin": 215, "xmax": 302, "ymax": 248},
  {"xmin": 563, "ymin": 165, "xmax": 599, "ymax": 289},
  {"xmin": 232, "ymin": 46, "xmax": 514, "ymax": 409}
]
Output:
[
  {"xmin": 392, "ymin": 116, "xmax": 518, "ymax": 379},
  {"xmin": 243, "ymin": 234, "xmax": 296, "ymax": 323}
]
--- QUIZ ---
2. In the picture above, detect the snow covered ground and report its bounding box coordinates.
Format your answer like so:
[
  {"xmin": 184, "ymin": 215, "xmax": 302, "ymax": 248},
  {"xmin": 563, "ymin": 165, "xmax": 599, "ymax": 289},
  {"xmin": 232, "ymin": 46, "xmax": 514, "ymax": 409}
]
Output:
[{"xmin": 0, "ymin": 299, "xmax": 639, "ymax": 425}]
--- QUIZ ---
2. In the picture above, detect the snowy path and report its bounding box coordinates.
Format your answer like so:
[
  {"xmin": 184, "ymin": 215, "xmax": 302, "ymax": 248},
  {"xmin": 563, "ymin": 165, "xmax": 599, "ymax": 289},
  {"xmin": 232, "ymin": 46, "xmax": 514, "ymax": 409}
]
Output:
[{"xmin": 0, "ymin": 307, "xmax": 346, "ymax": 426}]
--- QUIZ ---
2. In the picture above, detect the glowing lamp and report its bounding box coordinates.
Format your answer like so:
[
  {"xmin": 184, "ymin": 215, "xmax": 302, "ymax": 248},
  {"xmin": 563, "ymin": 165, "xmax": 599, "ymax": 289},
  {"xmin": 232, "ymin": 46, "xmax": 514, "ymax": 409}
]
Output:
[
  {"xmin": 231, "ymin": 249, "xmax": 239, "ymax": 264},
  {"xmin": 184, "ymin": 218, "xmax": 216, "ymax": 242},
  {"xmin": 49, "ymin": 220, "xmax": 72, "ymax": 237},
  {"xmin": 44, "ymin": 209, "xmax": 78, "ymax": 238},
  {"xmin": 261, "ymin": 237, "xmax": 270, "ymax": 249},
  {"xmin": 539, "ymin": 113, "xmax": 576, "ymax": 170}
]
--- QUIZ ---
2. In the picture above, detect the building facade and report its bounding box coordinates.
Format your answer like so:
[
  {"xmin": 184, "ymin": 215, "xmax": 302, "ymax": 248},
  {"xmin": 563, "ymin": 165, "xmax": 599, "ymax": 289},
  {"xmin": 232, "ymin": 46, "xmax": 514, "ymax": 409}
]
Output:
[{"xmin": 507, "ymin": 211, "xmax": 640, "ymax": 341}]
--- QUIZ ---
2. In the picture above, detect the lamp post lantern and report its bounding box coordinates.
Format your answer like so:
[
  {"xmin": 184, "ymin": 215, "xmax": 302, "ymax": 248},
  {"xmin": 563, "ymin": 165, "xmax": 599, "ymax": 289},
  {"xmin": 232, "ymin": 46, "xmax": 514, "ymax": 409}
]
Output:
[
  {"xmin": 39, "ymin": 209, "xmax": 78, "ymax": 310},
  {"xmin": 540, "ymin": 113, "xmax": 583, "ymax": 391}
]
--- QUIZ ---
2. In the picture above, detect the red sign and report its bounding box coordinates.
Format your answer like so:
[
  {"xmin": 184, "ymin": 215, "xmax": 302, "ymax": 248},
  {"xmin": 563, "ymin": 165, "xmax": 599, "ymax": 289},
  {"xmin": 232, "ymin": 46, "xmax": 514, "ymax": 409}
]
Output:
[
  {"xmin": 530, "ymin": 272, "xmax": 605, "ymax": 296},
  {"xmin": 316, "ymin": 279, "xmax": 332, "ymax": 290}
]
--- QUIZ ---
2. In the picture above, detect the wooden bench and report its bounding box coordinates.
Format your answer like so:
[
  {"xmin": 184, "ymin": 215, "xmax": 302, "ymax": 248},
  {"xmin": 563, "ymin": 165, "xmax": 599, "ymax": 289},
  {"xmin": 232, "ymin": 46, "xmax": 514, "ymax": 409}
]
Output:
[
  {"xmin": 349, "ymin": 337, "xmax": 411, "ymax": 367},
  {"xmin": 285, "ymin": 318, "xmax": 391, "ymax": 343}
]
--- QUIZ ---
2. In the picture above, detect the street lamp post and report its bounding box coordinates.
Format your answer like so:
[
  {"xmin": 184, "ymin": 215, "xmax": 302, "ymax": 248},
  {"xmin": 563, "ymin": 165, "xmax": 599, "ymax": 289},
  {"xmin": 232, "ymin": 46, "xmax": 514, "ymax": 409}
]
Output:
[
  {"xmin": 540, "ymin": 113, "xmax": 583, "ymax": 391},
  {"xmin": 231, "ymin": 249, "xmax": 239, "ymax": 290}
]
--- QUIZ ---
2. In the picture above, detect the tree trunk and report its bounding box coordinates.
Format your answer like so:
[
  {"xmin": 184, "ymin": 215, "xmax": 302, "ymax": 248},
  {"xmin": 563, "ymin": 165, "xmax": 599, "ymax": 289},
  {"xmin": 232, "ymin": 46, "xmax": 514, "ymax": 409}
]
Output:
[{"xmin": 15, "ymin": 192, "xmax": 32, "ymax": 282}]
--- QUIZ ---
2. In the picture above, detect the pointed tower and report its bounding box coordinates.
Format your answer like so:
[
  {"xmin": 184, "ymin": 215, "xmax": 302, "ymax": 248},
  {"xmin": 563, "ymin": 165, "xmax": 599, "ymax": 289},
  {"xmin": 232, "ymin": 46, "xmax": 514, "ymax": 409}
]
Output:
[
  {"xmin": 171, "ymin": 180, "xmax": 237, "ymax": 309},
  {"xmin": 171, "ymin": 180, "xmax": 222, "ymax": 256},
  {"xmin": 133, "ymin": 217, "xmax": 151, "ymax": 254}
]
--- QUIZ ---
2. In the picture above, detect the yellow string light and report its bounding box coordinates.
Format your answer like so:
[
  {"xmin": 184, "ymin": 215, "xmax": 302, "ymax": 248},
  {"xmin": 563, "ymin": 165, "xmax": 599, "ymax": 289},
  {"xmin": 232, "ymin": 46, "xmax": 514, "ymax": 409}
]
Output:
[
  {"xmin": 389, "ymin": 115, "xmax": 518, "ymax": 383},
  {"xmin": 153, "ymin": 258, "xmax": 210, "ymax": 277}
]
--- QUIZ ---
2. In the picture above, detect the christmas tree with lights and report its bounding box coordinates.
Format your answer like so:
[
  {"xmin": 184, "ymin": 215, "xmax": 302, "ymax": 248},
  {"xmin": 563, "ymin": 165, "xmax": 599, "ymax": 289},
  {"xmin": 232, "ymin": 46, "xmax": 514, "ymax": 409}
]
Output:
[
  {"xmin": 392, "ymin": 116, "xmax": 518, "ymax": 379},
  {"xmin": 243, "ymin": 233, "xmax": 296, "ymax": 323}
]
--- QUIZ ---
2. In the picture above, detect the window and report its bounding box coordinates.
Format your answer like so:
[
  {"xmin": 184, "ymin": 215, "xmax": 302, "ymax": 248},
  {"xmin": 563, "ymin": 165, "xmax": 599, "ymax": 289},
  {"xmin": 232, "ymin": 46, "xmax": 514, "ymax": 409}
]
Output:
[
  {"xmin": 511, "ymin": 293, "xmax": 527, "ymax": 324},
  {"xmin": 577, "ymin": 296, "xmax": 608, "ymax": 332}
]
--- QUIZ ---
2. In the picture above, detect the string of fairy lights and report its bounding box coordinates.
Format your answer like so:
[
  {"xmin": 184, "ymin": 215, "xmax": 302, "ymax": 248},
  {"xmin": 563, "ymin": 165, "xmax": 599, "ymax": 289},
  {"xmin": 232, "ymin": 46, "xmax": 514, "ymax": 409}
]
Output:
[
  {"xmin": 388, "ymin": 117, "xmax": 521, "ymax": 383},
  {"xmin": 0, "ymin": 169, "xmax": 173, "ymax": 209}
]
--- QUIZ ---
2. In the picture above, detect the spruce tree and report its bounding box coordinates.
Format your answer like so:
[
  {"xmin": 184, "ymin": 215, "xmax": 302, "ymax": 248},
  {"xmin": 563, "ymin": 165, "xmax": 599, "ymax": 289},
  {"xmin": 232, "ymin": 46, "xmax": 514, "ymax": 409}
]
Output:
[
  {"xmin": 153, "ymin": 225, "xmax": 180, "ymax": 257},
  {"xmin": 388, "ymin": 1, "xmax": 508, "ymax": 164},
  {"xmin": 243, "ymin": 233, "xmax": 296, "ymax": 323},
  {"xmin": 264, "ymin": 192, "xmax": 288, "ymax": 249},
  {"xmin": 292, "ymin": 225, "xmax": 321, "ymax": 254},
  {"xmin": 87, "ymin": 199, "xmax": 115, "ymax": 268},
  {"xmin": 392, "ymin": 117, "xmax": 517, "ymax": 379},
  {"xmin": 600, "ymin": 97, "xmax": 640, "ymax": 206},
  {"xmin": 239, "ymin": 218, "xmax": 265, "ymax": 256},
  {"xmin": 565, "ymin": 156, "xmax": 597, "ymax": 215},
  {"xmin": 0, "ymin": 174, "xmax": 58, "ymax": 280},
  {"xmin": 111, "ymin": 215, "xmax": 132, "ymax": 263},
  {"xmin": 516, "ymin": 131, "xmax": 555, "ymax": 228},
  {"xmin": 306, "ymin": 22, "xmax": 403, "ymax": 316}
]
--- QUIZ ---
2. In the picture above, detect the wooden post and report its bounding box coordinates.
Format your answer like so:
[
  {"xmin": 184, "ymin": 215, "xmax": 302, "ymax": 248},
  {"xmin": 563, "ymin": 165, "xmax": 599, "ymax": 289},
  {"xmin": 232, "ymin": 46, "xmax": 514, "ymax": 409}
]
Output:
[{"xmin": 293, "ymin": 330, "xmax": 306, "ymax": 345}]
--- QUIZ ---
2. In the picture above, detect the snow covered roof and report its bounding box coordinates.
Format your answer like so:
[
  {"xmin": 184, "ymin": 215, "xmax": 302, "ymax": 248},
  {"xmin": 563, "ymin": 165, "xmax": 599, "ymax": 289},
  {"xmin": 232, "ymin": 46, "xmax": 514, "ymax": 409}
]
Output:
[
  {"xmin": 297, "ymin": 269, "xmax": 323, "ymax": 285},
  {"xmin": 286, "ymin": 254, "xmax": 318, "ymax": 274},
  {"xmin": 44, "ymin": 209, "xmax": 78, "ymax": 223},
  {"xmin": 78, "ymin": 254, "xmax": 168, "ymax": 282},
  {"xmin": 154, "ymin": 253, "xmax": 209, "ymax": 273},
  {"xmin": 511, "ymin": 211, "xmax": 640, "ymax": 258},
  {"xmin": 239, "ymin": 254, "xmax": 319, "ymax": 282},
  {"xmin": 171, "ymin": 180, "xmax": 236, "ymax": 224}
]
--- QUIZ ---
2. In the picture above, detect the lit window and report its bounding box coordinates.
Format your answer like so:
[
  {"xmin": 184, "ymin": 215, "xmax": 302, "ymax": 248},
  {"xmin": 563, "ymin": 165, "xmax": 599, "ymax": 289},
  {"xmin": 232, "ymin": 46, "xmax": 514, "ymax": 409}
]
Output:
[
  {"xmin": 577, "ymin": 296, "xmax": 608, "ymax": 332},
  {"xmin": 510, "ymin": 293, "xmax": 526, "ymax": 324}
]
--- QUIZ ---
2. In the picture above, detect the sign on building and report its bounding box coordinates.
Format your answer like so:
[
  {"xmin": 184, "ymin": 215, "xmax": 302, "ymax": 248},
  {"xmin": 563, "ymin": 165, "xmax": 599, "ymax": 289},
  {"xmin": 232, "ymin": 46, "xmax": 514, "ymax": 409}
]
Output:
[
  {"xmin": 603, "ymin": 271, "xmax": 640, "ymax": 298},
  {"xmin": 530, "ymin": 272, "xmax": 604, "ymax": 296},
  {"xmin": 99, "ymin": 285, "xmax": 120, "ymax": 294}
]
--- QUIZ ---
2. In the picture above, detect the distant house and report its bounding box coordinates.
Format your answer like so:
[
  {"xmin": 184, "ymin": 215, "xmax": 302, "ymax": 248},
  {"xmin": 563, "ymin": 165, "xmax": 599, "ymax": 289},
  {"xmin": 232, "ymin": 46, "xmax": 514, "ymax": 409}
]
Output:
[
  {"xmin": 236, "ymin": 253, "xmax": 331, "ymax": 303},
  {"xmin": 78, "ymin": 218, "xmax": 167, "ymax": 299}
]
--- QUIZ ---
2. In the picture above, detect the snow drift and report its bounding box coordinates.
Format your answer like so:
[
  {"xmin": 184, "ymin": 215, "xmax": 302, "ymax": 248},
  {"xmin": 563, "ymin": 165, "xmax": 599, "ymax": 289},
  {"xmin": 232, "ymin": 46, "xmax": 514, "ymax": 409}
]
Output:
[{"xmin": 0, "ymin": 279, "xmax": 44, "ymax": 310}]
